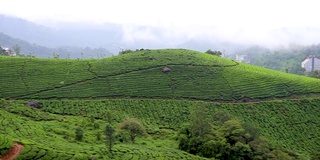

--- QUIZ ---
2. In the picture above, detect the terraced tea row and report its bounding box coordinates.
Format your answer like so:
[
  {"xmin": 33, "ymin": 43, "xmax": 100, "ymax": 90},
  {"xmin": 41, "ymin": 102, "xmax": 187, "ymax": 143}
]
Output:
[
  {"xmin": 33, "ymin": 98, "xmax": 320, "ymax": 154},
  {"xmin": 1, "ymin": 49, "xmax": 238, "ymax": 99},
  {"xmin": 2, "ymin": 49, "xmax": 320, "ymax": 101},
  {"xmin": 1, "ymin": 98, "xmax": 319, "ymax": 158},
  {"xmin": 24, "ymin": 64, "xmax": 320, "ymax": 101},
  {"xmin": 0, "ymin": 56, "xmax": 94, "ymax": 98}
]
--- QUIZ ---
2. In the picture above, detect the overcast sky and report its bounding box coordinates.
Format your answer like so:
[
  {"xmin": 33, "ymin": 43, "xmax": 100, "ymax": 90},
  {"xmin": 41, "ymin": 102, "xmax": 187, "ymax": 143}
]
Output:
[{"xmin": 1, "ymin": 0, "xmax": 320, "ymax": 46}]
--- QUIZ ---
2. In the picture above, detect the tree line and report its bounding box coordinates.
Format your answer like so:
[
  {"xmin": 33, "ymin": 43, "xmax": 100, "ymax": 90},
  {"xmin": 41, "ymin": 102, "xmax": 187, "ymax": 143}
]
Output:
[
  {"xmin": 233, "ymin": 44, "xmax": 320, "ymax": 76},
  {"xmin": 177, "ymin": 106, "xmax": 299, "ymax": 159}
]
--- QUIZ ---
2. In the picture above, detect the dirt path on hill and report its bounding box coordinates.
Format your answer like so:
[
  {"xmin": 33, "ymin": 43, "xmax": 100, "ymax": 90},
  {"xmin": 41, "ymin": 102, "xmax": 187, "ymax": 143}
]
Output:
[{"xmin": 0, "ymin": 143, "xmax": 24, "ymax": 160}]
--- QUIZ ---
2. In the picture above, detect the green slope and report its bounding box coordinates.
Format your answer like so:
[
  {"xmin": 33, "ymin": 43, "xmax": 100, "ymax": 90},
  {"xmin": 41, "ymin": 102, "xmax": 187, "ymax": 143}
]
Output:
[
  {"xmin": 1, "ymin": 49, "xmax": 320, "ymax": 100},
  {"xmin": 0, "ymin": 102, "xmax": 205, "ymax": 160},
  {"xmin": 1, "ymin": 98, "xmax": 320, "ymax": 159}
]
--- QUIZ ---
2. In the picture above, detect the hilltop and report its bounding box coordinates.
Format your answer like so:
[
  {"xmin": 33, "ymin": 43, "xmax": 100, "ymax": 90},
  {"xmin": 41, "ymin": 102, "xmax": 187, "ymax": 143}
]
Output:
[{"xmin": 1, "ymin": 49, "xmax": 320, "ymax": 100}]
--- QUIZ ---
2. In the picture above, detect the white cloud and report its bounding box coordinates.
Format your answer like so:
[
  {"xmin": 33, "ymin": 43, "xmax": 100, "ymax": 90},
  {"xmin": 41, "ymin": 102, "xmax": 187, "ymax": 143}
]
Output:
[
  {"xmin": 1, "ymin": 0, "xmax": 319, "ymax": 27},
  {"xmin": 1, "ymin": 0, "xmax": 320, "ymax": 46}
]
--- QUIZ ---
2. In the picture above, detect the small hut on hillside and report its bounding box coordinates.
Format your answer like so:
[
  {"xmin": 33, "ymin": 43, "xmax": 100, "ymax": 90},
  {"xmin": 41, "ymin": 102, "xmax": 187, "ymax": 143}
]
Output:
[{"xmin": 162, "ymin": 66, "xmax": 171, "ymax": 73}]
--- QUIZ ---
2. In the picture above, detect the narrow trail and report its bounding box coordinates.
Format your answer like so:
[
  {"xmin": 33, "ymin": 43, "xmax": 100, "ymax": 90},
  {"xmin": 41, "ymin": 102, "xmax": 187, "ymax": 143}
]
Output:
[{"xmin": 0, "ymin": 143, "xmax": 24, "ymax": 160}]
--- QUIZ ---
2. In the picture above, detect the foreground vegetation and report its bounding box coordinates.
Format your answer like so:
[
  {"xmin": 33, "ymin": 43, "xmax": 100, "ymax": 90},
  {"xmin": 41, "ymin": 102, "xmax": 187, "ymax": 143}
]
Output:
[
  {"xmin": 1, "ymin": 98, "xmax": 320, "ymax": 159},
  {"xmin": 0, "ymin": 100, "xmax": 206, "ymax": 159},
  {"xmin": 178, "ymin": 109, "xmax": 296, "ymax": 159}
]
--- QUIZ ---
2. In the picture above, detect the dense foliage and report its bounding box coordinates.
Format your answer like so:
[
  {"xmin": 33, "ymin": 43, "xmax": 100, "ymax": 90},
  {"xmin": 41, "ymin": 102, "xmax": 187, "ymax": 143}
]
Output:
[
  {"xmin": 119, "ymin": 118, "xmax": 147, "ymax": 143},
  {"xmin": 205, "ymin": 49, "xmax": 222, "ymax": 56},
  {"xmin": 178, "ymin": 110, "xmax": 296, "ymax": 159},
  {"xmin": 75, "ymin": 127, "xmax": 84, "ymax": 141}
]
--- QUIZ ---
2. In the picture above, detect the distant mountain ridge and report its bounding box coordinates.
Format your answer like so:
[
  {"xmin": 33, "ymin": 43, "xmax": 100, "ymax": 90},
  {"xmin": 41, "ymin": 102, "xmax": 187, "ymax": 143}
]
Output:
[
  {"xmin": 0, "ymin": 14, "xmax": 121, "ymax": 49},
  {"xmin": 3, "ymin": 13, "xmax": 320, "ymax": 60},
  {"xmin": 0, "ymin": 32, "xmax": 54, "ymax": 57},
  {"xmin": 0, "ymin": 32, "xmax": 112, "ymax": 58},
  {"xmin": 0, "ymin": 14, "xmax": 249, "ymax": 54}
]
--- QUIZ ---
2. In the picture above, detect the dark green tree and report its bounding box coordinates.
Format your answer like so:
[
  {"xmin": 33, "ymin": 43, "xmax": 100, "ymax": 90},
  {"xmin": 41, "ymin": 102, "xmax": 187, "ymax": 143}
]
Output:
[
  {"xmin": 178, "ymin": 111, "xmax": 297, "ymax": 159},
  {"xmin": 119, "ymin": 118, "xmax": 146, "ymax": 143},
  {"xmin": 205, "ymin": 49, "xmax": 222, "ymax": 56},
  {"xmin": 105, "ymin": 124, "xmax": 115, "ymax": 152},
  {"xmin": 75, "ymin": 127, "xmax": 84, "ymax": 141},
  {"xmin": 190, "ymin": 106, "xmax": 210, "ymax": 138},
  {"xmin": 96, "ymin": 132, "xmax": 101, "ymax": 141}
]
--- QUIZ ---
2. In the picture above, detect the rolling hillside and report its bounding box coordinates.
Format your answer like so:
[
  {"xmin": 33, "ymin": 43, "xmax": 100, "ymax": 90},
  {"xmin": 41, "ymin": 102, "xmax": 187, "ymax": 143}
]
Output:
[
  {"xmin": 1, "ymin": 49, "xmax": 320, "ymax": 159},
  {"xmin": 1, "ymin": 49, "xmax": 320, "ymax": 100}
]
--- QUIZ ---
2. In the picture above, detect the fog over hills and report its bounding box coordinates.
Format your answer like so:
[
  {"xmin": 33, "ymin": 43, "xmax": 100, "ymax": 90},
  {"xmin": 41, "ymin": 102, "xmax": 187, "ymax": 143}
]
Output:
[
  {"xmin": 0, "ymin": 14, "xmax": 120, "ymax": 52},
  {"xmin": 2, "ymin": 13, "xmax": 320, "ymax": 58},
  {"xmin": 0, "ymin": 16, "xmax": 242, "ymax": 58}
]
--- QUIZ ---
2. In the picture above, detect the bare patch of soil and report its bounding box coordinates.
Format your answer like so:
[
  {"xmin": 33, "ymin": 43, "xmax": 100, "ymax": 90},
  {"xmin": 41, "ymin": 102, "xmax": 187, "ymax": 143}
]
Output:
[{"xmin": 0, "ymin": 143, "xmax": 24, "ymax": 160}]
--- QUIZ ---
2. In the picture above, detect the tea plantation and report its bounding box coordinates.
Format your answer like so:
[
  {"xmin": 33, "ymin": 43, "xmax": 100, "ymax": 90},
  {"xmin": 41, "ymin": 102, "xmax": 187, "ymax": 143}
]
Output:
[
  {"xmin": 1, "ymin": 49, "xmax": 320, "ymax": 159},
  {"xmin": 1, "ymin": 49, "xmax": 320, "ymax": 100}
]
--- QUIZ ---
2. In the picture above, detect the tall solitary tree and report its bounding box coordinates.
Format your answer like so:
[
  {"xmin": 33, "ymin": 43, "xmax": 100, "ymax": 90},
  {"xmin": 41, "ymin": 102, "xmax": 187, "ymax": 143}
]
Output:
[{"xmin": 105, "ymin": 124, "xmax": 115, "ymax": 152}]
